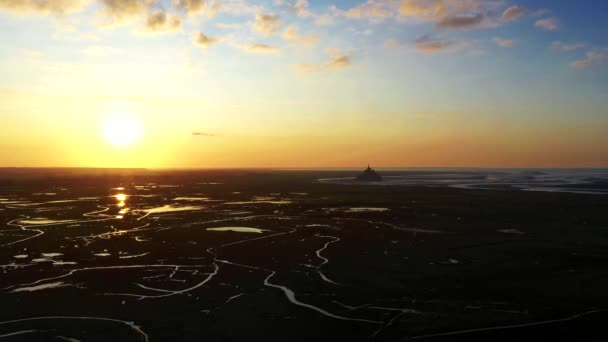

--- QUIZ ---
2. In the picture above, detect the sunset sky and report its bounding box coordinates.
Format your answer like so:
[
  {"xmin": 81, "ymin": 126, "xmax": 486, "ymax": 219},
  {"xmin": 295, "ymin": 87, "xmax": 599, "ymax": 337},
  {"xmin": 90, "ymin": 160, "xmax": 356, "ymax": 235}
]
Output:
[{"xmin": 1, "ymin": 0, "xmax": 607, "ymax": 168}]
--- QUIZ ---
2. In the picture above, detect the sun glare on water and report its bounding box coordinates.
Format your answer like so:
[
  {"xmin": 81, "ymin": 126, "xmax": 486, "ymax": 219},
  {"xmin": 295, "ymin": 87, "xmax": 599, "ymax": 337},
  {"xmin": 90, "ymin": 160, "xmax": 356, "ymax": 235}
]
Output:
[{"xmin": 101, "ymin": 113, "xmax": 144, "ymax": 148}]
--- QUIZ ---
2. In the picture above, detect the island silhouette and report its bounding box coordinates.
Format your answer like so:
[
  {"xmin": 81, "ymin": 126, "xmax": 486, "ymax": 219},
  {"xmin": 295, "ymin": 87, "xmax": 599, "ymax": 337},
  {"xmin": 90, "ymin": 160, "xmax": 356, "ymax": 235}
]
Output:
[{"xmin": 356, "ymin": 165, "xmax": 383, "ymax": 182}]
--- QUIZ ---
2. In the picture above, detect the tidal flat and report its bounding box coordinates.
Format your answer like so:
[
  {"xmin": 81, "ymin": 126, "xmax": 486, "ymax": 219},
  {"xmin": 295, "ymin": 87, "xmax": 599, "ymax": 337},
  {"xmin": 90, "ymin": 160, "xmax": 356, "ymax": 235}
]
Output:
[{"xmin": 0, "ymin": 168, "xmax": 607, "ymax": 341}]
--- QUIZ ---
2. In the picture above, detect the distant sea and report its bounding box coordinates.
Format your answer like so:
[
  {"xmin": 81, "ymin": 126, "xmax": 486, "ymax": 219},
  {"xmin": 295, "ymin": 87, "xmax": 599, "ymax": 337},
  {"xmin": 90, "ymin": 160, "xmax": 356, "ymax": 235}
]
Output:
[{"xmin": 317, "ymin": 168, "xmax": 608, "ymax": 195}]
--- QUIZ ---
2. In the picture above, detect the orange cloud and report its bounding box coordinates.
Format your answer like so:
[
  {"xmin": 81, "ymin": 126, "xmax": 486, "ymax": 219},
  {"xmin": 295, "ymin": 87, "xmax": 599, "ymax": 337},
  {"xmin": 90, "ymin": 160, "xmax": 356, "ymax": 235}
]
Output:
[
  {"xmin": 282, "ymin": 25, "xmax": 317, "ymax": 45},
  {"xmin": 501, "ymin": 5, "xmax": 526, "ymax": 22},
  {"xmin": 239, "ymin": 43, "xmax": 280, "ymax": 54},
  {"xmin": 138, "ymin": 11, "xmax": 182, "ymax": 35},
  {"xmin": 173, "ymin": 0, "xmax": 219, "ymax": 17},
  {"xmin": 193, "ymin": 32, "xmax": 219, "ymax": 48},
  {"xmin": 253, "ymin": 13, "xmax": 282, "ymax": 36},
  {"xmin": 295, "ymin": 50, "xmax": 352, "ymax": 73},
  {"xmin": 415, "ymin": 34, "xmax": 471, "ymax": 53},
  {"xmin": 0, "ymin": 0, "xmax": 90, "ymax": 15}
]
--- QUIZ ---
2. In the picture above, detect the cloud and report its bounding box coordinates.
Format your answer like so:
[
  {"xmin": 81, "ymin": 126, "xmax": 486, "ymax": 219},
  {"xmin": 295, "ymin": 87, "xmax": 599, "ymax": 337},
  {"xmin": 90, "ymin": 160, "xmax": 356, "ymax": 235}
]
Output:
[
  {"xmin": 275, "ymin": 1, "xmax": 341, "ymax": 26},
  {"xmin": 138, "ymin": 11, "xmax": 183, "ymax": 35},
  {"xmin": 327, "ymin": 54, "xmax": 351, "ymax": 69},
  {"xmin": 193, "ymin": 32, "xmax": 219, "ymax": 48},
  {"xmin": 295, "ymin": 50, "xmax": 352, "ymax": 73},
  {"xmin": 552, "ymin": 41, "xmax": 585, "ymax": 51},
  {"xmin": 282, "ymin": 25, "xmax": 317, "ymax": 45},
  {"xmin": 173, "ymin": 0, "xmax": 202, "ymax": 14},
  {"xmin": 494, "ymin": 37, "xmax": 516, "ymax": 48},
  {"xmin": 239, "ymin": 43, "xmax": 279, "ymax": 53},
  {"xmin": 436, "ymin": 13, "xmax": 484, "ymax": 29},
  {"xmin": 215, "ymin": 1, "xmax": 261, "ymax": 16},
  {"xmin": 173, "ymin": 0, "xmax": 220, "ymax": 17},
  {"xmin": 275, "ymin": 0, "xmax": 311, "ymax": 17},
  {"xmin": 415, "ymin": 36, "xmax": 451, "ymax": 53},
  {"xmin": 291, "ymin": 0, "xmax": 309, "ymax": 16},
  {"xmin": 0, "ymin": 0, "xmax": 90, "ymax": 15},
  {"xmin": 501, "ymin": 5, "xmax": 525, "ymax": 22},
  {"xmin": 531, "ymin": 8, "xmax": 551, "ymax": 17},
  {"xmin": 535, "ymin": 17, "xmax": 559, "ymax": 31},
  {"xmin": 571, "ymin": 50, "xmax": 608, "ymax": 69},
  {"xmin": 253, "ymin": 13, "xmax": 282, "ymax": 36},
  {"xmin": 399, "ymin": 0, "xmax": 445, "ymax": 19},
  {"xmin": 415, "ymin": 34, "xmax": 470, "ymax": 53},
  {"xmin": 399, "ymin": 0, "xmax": 500, "ymax": 30},
  {"xmin": 313, "ymin": 5, "xmax": 342, "ymax": 25},
  {"xmin": 97, "ymin": 0, "xmax": 153, "ymax": 27},
  {"xmin": 346, "ymin": 0, "xmax": 392, "ymax": 22},
  {"xmin": 216, "ymin": 22, "xmax": 243, "ymax": 29},
  {"xmin": 192, "ymin": 132, "xmax": 215, "ymax": 136},
  {"xmin": 348, "ymin": 27, "xmax": 374, "ymax": 36},
  {"xmin": 342, "ymin": 0, "xmax": 495, "ymax": 27}
]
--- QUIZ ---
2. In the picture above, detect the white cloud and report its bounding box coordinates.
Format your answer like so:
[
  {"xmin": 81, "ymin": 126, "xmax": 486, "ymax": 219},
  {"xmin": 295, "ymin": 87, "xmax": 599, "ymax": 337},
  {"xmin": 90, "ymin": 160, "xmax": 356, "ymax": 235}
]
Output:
[
  {"xmin": 494, "ymin": 38, "xmax": 516, "ymax": 48},
  {"xmin": 313, "ymin": 5, "xmax": 342, "ymax": 25},
  {"xmin": 346, "ymin": 0, "xmax": 393, "ymax": 22},
  {"xmin": 275, "ymin": 0, "xmax": 311, "ymax": 17},
  {"xmin": 571, "ymin": 50, "xmax": 608, "ymax": 68},
  {"xmin": 552, "ymin": 41, "xmax": 585, "ymax": 51},
  {"xmin": 535, "ymin": 17, "xmax": 559, "ymax": 31}
]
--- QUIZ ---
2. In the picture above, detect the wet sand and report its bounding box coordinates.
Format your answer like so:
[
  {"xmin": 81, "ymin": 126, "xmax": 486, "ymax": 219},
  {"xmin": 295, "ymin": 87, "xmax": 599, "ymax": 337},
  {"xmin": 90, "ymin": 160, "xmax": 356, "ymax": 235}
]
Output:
[{"xmin": 0, "ymin": 169, "xmax": 607, "ymax": 341}]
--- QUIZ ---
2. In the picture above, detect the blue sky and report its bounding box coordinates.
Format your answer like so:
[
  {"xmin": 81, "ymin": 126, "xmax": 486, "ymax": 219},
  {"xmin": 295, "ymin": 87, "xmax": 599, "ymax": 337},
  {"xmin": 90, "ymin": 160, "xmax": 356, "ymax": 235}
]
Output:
[{"xmin": 0, "ymin": 0, "xmax": 607, "ymax": 167}]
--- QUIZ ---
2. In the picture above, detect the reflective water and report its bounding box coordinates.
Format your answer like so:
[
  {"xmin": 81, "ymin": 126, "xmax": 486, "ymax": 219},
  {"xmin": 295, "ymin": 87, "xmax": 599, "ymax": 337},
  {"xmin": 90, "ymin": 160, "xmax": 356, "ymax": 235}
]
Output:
[
  {"xmin": 11, "ymin": 282, "xmax": 70, "ymax": 293},
  {"xmin": 206, "ymin": 227, "xmax": 268, "ymax": 233},
  {"xmin": 318, "ymin": 169, "xmax": 608, "ymax": 195},
  {"xmin": 345, "ymin": 208, "xmax": 390, "ymax": 213},
  {"xmin": 18, "ymin": 219, "xmax": 75, "ymax": 225}
]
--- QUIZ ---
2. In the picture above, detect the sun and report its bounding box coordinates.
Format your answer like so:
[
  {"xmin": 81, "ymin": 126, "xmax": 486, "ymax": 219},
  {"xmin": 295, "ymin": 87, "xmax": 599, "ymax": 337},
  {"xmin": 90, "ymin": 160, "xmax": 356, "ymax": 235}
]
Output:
[{"xmin": 101, "ymin": 113, "xmax": 144, "ymax": 148}]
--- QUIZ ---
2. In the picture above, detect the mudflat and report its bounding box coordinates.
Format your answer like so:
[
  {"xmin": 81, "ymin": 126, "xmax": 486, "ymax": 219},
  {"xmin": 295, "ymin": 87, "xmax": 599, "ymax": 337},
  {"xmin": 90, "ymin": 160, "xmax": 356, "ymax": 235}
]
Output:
[{"xmin": 1, "ymin": 169, "xmax": 607, "ymax": 341}]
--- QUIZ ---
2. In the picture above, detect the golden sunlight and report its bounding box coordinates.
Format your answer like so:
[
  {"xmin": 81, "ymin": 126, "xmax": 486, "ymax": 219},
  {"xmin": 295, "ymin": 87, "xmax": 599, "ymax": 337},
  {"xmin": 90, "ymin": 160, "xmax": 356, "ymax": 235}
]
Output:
[
  {"xmin": 101, "ymin": 113, "xmax": 144, "ymax": 148},
  {"xmin": 115, "ymin": 193, "xmax": 127, "ymax": 209}
]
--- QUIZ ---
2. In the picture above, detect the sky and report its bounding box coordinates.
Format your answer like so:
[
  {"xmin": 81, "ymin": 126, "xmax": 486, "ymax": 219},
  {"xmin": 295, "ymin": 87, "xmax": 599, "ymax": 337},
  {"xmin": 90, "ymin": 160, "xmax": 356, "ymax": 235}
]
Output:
[{"xmin": 0, "ymin": 0, "xmax": 607, "ymax": 168}]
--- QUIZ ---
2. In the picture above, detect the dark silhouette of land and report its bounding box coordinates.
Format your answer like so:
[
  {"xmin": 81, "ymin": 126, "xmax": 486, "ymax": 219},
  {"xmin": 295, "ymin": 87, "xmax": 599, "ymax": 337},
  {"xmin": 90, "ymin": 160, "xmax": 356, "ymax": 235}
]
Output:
[
  {"xmin": 356, "ymin": 165, "xmax": 383, "ymax": 182},
  {"xmin": 0, "ymin": 168, "xmax": 607, "ymax": 341}
]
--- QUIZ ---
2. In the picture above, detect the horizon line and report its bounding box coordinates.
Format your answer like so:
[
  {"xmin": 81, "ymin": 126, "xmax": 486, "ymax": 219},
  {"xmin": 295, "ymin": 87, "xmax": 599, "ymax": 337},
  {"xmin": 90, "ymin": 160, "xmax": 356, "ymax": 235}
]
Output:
[{"xmin": 1, "ymin": 166, "xmax": 608, "ymax": 171}]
